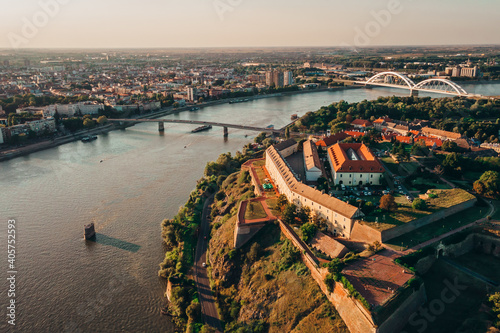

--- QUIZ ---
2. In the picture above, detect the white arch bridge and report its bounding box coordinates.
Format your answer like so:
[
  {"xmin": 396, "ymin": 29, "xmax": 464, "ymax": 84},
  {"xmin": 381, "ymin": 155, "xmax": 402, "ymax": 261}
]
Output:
[{"xmin": 359, "ymin": 71, "xmax": 470, "ymax": 97}]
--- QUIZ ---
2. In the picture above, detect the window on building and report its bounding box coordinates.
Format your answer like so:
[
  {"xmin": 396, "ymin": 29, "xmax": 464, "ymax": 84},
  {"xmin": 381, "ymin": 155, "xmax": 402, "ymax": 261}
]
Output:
[{"xmin": 371, "ymin": 175, "xmax": 373, "ymax": 178}]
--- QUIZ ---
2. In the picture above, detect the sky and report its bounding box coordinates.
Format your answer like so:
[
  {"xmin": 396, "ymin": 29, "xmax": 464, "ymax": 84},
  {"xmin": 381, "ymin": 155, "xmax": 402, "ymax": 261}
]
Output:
[{"xmin": 0, "ymin": 0, "xmax": 499, "ymax": 49}]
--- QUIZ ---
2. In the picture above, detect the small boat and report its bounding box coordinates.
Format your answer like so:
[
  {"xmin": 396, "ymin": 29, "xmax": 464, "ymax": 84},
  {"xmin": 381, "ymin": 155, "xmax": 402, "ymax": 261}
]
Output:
[
  {"xmin": 160, "ymin": 307, "xmax": 171, "ymax": 316},
  {"xmin": 191, "ymin": 125, "xmax": 212, "ymax": 133},
  {"xmin": 81, "ymin": 135, "xmax": 98, "ymax": 142}
]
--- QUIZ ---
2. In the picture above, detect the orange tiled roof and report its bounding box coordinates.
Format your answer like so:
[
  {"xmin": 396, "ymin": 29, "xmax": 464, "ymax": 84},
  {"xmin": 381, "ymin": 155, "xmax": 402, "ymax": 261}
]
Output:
[
  {"xmin": 328, "ymin": 143, "xmax": 384, "ymax": 173},
  {"xmin": 316, "ymin": 132, "xmax": 349, "ymax": 147},
  {"xmin": 396, "ymin": 136, "xmax": 412, "ymax": 144},
  {"xmin": 351, "ymin": 119, "xmax": 372, "ymax": 127},
  {"xmin": 344, "ymin": 131, "xmax": 365, "ymax": 138},
  {"xmin": 267, "ymin": 146, "xmax": 360, "ymax": 218}
]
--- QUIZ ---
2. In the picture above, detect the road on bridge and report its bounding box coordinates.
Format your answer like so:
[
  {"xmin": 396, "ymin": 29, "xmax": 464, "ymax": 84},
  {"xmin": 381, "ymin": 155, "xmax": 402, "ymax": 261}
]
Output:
[{"xmin": 109, "ymin": 118, "xmax": 284, "ymax": 134}]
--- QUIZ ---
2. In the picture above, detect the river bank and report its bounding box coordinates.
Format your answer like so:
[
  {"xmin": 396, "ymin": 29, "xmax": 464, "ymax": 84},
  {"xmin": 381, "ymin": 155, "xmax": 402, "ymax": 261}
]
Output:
[
  {"xmin": 0, "ymin": 124, "xmax": 115, "ymax": 162},
  {"xmin": 0, "ymin": 86, "xmax": 360, "ymax": 162}
]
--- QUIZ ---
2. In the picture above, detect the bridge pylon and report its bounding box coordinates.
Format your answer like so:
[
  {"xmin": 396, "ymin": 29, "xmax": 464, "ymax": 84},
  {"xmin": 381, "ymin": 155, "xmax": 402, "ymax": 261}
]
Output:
[
  {"xmin": 158, "ymin": 122, "xmax": 165, "ymax": 132},
  {"xmin": 223, "ymin": 126, "xmax": 228, "ymax": 137},
  {"xmin": 410, "ymin": 89, "xmax": 419, "ymax": 97}
]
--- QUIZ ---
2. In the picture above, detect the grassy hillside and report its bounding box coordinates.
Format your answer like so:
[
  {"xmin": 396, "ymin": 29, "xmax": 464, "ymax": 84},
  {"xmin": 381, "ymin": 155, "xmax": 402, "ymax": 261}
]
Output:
[{"xmin": 208, "ymin": 213, "xmax": 348, "ymax": 332}]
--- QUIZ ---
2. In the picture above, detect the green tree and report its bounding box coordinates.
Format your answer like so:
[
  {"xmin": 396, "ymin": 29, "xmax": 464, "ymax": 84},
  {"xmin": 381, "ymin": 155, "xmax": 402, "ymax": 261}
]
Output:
[
  {"xmin": 186, "ymin": 301, "xmax": 201, "ymax": 323},
  {"xmin": 254, "ymin": 132, "xmax": 267, "ymax": 144},
  {"xmin": 412, "ymin": 198, "xmax": 427, "ymax": 210},
  {"xmin": 247, "ymin": 243, "xmax": 261, "ymax": 262},
  {"xmin": 83, "ymin": 118, "xmax": 95, "ymax": 128},
  {"xmin": 474, "ymin": 171, "xmax": 500, "ymax": 198},
  {"xmin": 276, "ymin": 194, "xmax": 288, "ymax": 211},
  {"xmin": 97, "ymin": 115, "xmax": 108, "ymax": 125},
  {"xmin": 489, "ymin": 292, "xmax": 500, "ymax": 326},
  {"xmin": 380, "ymin": 194, "xmax": 397, "ymax": 212},
  {"xmin": 285, "ymin": 126, "xmax": 290, "ymax": 139},
  {"xmin": 326, "ymin": 258, "xmax": 345, "ymax": 275},
  {"xmin": 282, "ymin": 204, "xmax": 297, "ymax": 225},
  {"xmin": 442, "ymin": 141, "xmax": 459, "ymax": 152},
  {"xmin": 300, "ymin": 223, "xmax": 317, "ymax": 243},
  {"xmin": 297, "ymin": 206, "xmax": 310, "ymax": 224}
]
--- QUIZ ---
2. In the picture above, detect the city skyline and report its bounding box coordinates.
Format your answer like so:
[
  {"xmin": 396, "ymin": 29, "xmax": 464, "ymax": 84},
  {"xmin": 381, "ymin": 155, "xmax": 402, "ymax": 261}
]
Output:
[{"xmin": 1, "ymin": 0, "xmax": 499, "ymax": 49}]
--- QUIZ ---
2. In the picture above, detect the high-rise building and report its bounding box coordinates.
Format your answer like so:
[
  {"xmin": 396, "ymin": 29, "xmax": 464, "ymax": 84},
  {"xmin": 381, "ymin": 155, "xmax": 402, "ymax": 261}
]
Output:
[
  {"xmin": 266, "ymin": 70, "xmax": 288, "ymax": 87},
  {"xmin": 460, "ymin": 66, "xmax": 479, "ymax": 78},
  {"xmin": 284, "ymin": 71, "xmax": 294, "ymax": 86},
  {"xmin": 187, "ymin": 87, "xmax": 197, "ymax": 102},
  {"xmin": 273, "ymin": 71, "xmax": 284, "ymax": 88},
  {"xmin": 265, "ymin": 70, "xmax": 274, "ymax": 86}
]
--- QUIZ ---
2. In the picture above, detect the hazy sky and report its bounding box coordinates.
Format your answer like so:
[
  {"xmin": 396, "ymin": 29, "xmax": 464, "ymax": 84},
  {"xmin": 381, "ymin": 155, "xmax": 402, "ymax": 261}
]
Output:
[{"xmin": 0, "ymin": 0, "xmax": 499, "ymax": 49}]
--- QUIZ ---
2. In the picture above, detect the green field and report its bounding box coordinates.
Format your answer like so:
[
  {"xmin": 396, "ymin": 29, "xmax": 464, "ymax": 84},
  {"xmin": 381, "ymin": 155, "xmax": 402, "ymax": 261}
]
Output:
[
  {"xmin": 410, "ymin": 177, "xmax": 452, "ymax": 191},
  {"xmin": 364, "ymin": 189, "xmax": 476, "ymax": 233},
  {"xmin": 385, "ymin": 205, "xmax": 484, "ymax": 251},
  {"xmin": 244, "ymin": 201, "xmax": 268, "ymax": 220},
  {"xmin": 380, "ymin": 157, "xmax": 399, "ymax": 174}
]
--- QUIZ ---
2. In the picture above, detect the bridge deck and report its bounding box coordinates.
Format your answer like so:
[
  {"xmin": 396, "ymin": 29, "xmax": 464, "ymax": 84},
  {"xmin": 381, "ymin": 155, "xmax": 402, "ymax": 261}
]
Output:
[{"xmin": 108, "ymin": 118, "xmax": 284, "ymax": 133}]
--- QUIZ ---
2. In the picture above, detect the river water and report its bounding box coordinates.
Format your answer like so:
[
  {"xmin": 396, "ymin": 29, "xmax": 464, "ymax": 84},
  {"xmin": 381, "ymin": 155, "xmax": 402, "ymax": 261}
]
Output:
[{"xmin": 1, "ymin": 83, "xmax": 498, "ymax": 333}]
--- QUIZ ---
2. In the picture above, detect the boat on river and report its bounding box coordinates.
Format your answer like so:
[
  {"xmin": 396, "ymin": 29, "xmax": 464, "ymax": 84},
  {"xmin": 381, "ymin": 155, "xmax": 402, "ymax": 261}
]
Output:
[{"xmin": 191, "ymin": 125, "xmax": 212, "ymax": 133}]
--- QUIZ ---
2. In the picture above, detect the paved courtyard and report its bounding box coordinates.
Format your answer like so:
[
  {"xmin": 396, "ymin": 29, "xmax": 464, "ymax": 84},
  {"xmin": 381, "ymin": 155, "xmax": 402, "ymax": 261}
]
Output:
[{"xmin": 342, "ymin": 249, "xmax": 413, "ymax": 307}]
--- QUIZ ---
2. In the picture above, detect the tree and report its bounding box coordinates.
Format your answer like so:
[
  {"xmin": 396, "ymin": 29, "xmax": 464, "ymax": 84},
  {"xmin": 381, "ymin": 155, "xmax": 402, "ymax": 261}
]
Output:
[
  {"xmin": 254, "ymin": 132, "xmax": 267, "ymax": 144},
  {"xmin": 489, "ymin": 292, "xmax": 500, "ymax": 326},
  {"xmin": 300, "ymin": 223, "xmax": 317, "ymax": 243},
  {"xmin": 412, "ymin": 198, "xmax": 427, "ymax": 210},
  {"xmin": 285, "ymin": 127, "xmax": 290, "ymax": 139},
  {"xmin": 199, "ymin": 325, "xmax": 217, "ymax": 333},
  {"xmin": 474, "ymin": 171, "xmax": 500, "ymax": 198},
  {"xmin": 297, "ymin": 206, "xmax": 310, "ymax": 224},
  {"xmin": 326, "ymin": 258, "xmax": 345, "ymax": 275},
  {"xmin": 379, "ymin": 194, "xmax": 397, "ymax": 211},
  {"xmin": 247, "ymin": 243, "xmax": 261, "ymax": 262},
  {"xmin": 97, "ymin": 115, "xmax": 108, "ymax": 125},
  {"xmin": 186, "ymin": 301, "xmax": 201, "ymax": 323},
  {"xmin": 442, "ymin": 152, "xmax": 461, "ymax": 173},
  {"xmin": 83, "ymin": 118, "xmax": 95, "ymax": 128},
  {"xmin": 276, "ymin": 194, "xmax": 288, "ymax": 211},
  {"xmin": 442, "ymin": 141, "xmax": 459, "ymax": 152},
  {"xmin": 282, "ymin": 204, "xmax": 297, "ymax": 225}
]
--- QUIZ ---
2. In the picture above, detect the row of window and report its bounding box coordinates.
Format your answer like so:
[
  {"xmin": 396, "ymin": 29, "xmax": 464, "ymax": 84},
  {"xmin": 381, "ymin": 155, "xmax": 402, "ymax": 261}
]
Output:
[{"xmin": 339, "ymin": 173, "xmax": 376, "ymax": 178}]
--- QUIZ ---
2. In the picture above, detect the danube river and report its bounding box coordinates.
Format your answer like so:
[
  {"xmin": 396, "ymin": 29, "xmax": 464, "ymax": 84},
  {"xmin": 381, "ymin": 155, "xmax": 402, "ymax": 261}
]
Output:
[{"xmin": 1, "ymin": 83, "xmax": 498, "ymax": 332}]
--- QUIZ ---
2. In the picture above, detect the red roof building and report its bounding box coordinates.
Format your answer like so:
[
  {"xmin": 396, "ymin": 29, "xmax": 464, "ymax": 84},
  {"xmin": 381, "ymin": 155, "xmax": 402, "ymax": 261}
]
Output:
[
  {"xmin": 327, "ymin": 143, "xmax": 385, "ymax": 186},
  {"xmin": 351, "ymin": 119, "xmax": 373, "ymax": 129},
  {"xmin": 316, "ymin": 132, "xmax": 349, "ymax": 148}
]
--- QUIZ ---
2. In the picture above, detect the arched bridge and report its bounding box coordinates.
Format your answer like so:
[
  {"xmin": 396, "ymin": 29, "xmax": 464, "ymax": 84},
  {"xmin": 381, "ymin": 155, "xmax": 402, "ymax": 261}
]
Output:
[
  {"xmin": 361, "ymin": 71, "xmax": 469, "ymax": 96},
  {"xmin": 107, "ymin": 118, "xmax": 284, "ymax": 136}
]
